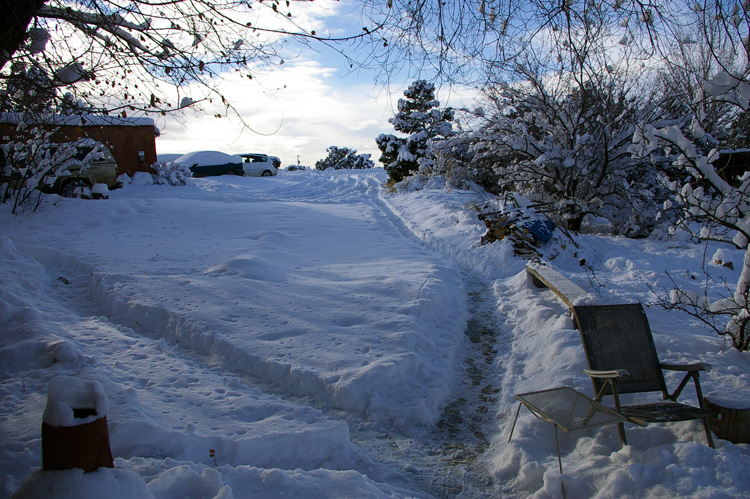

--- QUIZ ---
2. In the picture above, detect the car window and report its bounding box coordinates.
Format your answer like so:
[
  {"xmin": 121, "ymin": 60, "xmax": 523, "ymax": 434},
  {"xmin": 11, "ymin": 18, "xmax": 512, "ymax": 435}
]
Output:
[{"xmin": 45, "ymin": 145, "xmax": 105, "ymax": 163}]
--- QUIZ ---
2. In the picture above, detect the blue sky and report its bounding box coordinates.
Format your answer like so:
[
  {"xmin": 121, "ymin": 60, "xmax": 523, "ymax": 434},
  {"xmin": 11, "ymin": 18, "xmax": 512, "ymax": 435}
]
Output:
[{"xmin": 153, "ymin": 1, "xmax": 475, "ymax": 168}]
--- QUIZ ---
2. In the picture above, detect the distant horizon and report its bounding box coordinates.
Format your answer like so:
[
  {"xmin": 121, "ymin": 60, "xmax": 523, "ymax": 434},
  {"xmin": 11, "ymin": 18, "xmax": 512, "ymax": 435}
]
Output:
[{"xmin": 152, "ymin": 64, "xmax": 476, "ymax": 169}]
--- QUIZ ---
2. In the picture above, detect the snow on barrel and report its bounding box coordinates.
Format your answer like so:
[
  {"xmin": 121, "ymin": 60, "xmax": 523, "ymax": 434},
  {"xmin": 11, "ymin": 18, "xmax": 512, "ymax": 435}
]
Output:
[{"xmin": 41, "ymin": 376, "xmax": 114, "ymax": 472}]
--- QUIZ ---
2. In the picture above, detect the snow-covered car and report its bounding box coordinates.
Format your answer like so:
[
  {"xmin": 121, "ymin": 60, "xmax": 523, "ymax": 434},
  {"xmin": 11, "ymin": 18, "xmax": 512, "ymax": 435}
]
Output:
[
  {"xmin": 32, "ymin": 141, "xmax": 120, "ymax": 198},
  {"xmin": 176, "ymin": 151, "xmax": 245, "ymax": 178},
  {"xmin": 238, "ymin": 153, "xmax": 278, "ymax": 177}
]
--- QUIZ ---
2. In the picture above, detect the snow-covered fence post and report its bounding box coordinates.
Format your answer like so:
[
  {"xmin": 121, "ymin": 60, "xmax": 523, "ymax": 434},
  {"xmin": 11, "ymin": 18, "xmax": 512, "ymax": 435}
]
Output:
[{"xmin": 41, "ymin": 376, "xmax": 114, "ymax": 472}]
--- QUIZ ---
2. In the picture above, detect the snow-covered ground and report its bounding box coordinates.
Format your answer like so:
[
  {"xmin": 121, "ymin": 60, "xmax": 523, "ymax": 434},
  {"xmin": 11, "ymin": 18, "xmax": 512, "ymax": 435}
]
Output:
[{"xmin": 1, "ymin": 168, "xmax": 749, "ymax": 498}]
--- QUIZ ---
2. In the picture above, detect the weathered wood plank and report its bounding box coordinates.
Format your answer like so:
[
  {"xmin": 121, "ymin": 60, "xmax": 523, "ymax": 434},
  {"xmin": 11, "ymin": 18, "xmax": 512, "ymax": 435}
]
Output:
[{"xmin": 526, "ymin": 261, "xmax": 588, "ymax": 309}]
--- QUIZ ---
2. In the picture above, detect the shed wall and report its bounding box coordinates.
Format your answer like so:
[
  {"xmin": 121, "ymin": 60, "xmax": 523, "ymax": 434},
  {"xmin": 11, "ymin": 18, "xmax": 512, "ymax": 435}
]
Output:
[{"xmin": 0, "ymin": 122, "xmax": 157, "ymax": 177}]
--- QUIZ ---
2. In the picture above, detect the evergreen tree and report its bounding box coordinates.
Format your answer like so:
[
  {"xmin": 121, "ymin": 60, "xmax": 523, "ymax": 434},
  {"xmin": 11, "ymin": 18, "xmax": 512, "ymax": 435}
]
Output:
[
  {"xmin": 315, "ymin": 146, "xmax": 374, "ymax": 170},
  {"xmin": 376, "ymin": 80, "xmax": 453, "ymax": 182}
]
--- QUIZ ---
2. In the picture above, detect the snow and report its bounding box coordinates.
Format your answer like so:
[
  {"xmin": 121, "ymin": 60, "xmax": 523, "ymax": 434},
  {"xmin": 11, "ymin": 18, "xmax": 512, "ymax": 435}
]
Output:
[
  {"xmin": 1, "ymin": 169, "xmax": 750, "ymax": 498},
  {"xmin": 0, "ymin": 112, "xmax": 155, "ymax": 128},
  {"xmin": 174, "ymin": 150, "xmax": 242, "ymax": 167},
  {"xmin": 43, "ymin": 376, "xmax": 110, "ymax": 427},
  {"xmin": 92, "ymin": 184, "xmax": 109, "ymax": 198}
]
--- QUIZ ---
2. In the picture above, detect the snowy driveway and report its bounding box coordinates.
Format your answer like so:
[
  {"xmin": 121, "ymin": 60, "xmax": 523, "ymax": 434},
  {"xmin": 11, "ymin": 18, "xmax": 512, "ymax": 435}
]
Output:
[{"xmin": 1, "ymin": 169, "xmax": 472, "ymax": 497}]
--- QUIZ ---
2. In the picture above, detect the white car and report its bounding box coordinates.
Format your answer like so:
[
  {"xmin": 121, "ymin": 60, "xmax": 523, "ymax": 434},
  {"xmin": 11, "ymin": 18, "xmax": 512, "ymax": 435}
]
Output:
[{"xmin": 239, "ymin": 154, "xmax": 279, "ymax": 177}]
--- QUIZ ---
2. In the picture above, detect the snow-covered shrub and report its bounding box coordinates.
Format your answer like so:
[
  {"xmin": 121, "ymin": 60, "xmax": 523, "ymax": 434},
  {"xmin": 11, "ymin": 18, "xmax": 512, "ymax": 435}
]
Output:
[
  {"xmin": 315, "ymin": 147, "xmax": 374, "ymax": 170},
  {"xmin": 470, "ymin": 72, "xmax": 666, "ymax": 236},
  {"xmin": 420, "ymin": 120, "xmax": 502, "ymax": 194},
  {"xmin": 151, "ymin": 161, "xmax": 193, "ymax": 186}
]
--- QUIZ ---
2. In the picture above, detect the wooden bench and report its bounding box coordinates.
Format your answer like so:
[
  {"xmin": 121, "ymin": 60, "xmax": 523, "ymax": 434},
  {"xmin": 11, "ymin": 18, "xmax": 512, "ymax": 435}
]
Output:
[{"xmin": 526, "ymin": 261, "xmax": 588, "ymax": 310}]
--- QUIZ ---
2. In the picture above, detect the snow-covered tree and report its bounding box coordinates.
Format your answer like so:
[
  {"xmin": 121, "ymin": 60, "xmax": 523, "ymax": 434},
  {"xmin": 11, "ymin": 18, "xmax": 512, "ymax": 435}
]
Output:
[
  {"xmin": 0, "ymin": 1, "xmax": 380, "ymax": 119},
  {"xmin": 416, "ymin": 122, "xmax": 501, "ymax": 192},
  {"xmin": 376, "ymin": 80, "xmax": 453, "ymax": 182},
  {"xmin": 468, "ymin": 66, "xmax": 666, "ymax": 235},
  {"xmin": 152, "ymin": 161, "xmax": 194, "ymax": 186},
  {"xmin": 633, "ymin": 71, "xmax": 750, "ymax": 351},
  {"xmin": 315, "ymin": 146, "xmax": 374, "ymax": 170},
  {"xmin": 627, "ymin": 4, "xmax": 750, "ymax": 351},
  {"xmin": 356, "ymin": 1, "xmax": 750, "ymax": 350},
  {"xmin": 1, "ymin": 133, "xmax": 108, "ymax": 211}
]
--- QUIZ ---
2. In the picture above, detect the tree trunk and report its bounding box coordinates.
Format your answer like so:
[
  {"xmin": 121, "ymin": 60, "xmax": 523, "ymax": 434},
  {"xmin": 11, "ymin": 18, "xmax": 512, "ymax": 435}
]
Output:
[
  {"xmin": 704, "ymin": 397, "xmax": 750, "ymax": 444},
  {"xmin": 0, "ymin": 0, "xmax": 48, "ymax": 70}
]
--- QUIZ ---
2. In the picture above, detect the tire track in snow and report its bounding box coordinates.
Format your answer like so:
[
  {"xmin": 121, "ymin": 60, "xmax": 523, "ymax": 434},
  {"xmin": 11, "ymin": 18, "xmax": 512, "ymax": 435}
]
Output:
[{"xmin": 23, "ymin": 247, "xmax": 382, "ymax": 475}]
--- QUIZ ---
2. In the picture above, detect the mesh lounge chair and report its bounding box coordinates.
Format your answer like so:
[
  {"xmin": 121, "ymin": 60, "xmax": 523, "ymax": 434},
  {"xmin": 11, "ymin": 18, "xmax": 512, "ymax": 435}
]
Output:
[
  {"xmin": 509, "ymin": 386, "xmax": 626, "ymax": 473},
  {"xmin": 572, "ymin": 303, "xmax": 715, "ymax": 447}
]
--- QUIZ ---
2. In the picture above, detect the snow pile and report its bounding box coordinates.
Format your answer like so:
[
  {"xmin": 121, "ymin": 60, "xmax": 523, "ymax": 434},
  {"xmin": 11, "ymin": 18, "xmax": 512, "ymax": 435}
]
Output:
[
  {"xmin": 1, "ymin": 169, "xmax": 749, "ymax": 498},
  {"xmin": 14, "ymin": 467, "xmax": 151, "ymax": 499}
]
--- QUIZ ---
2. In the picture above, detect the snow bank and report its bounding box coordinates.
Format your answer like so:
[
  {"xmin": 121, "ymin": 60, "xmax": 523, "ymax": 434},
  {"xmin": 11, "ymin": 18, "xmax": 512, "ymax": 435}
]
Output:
[{"xmin": 13, "ymin": 466, "xmax": 150, "ymax": 499}]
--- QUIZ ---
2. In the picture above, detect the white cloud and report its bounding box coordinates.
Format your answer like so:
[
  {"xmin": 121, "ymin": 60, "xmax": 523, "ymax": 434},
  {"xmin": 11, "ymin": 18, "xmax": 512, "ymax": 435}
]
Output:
[
  {"xmin": 156, "ymin": 59, "xmax": 394, "ymax": 167},
  {"xmin": 155, "ymin": 62, "xmax": 480, "ymax": 168}
]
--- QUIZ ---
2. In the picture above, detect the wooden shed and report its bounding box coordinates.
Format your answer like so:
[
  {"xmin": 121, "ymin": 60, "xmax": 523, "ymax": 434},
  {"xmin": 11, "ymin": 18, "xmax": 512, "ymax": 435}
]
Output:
[{"xmin": 0, "ymin": 113, "xmax": 158, "ymax": 177}]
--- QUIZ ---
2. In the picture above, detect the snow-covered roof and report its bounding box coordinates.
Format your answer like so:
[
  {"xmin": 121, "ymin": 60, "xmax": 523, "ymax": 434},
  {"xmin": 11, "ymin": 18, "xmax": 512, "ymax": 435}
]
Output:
[{"xmin": 0, "ymin": 112, "xmax": 155, "ymax": 127}]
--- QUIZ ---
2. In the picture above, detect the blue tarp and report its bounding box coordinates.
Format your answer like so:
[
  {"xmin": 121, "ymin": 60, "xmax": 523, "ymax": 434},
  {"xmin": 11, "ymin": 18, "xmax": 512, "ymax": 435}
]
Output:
[{"xmin": 518, "ymin": 218, "xmax": 556, "ymax": 244}]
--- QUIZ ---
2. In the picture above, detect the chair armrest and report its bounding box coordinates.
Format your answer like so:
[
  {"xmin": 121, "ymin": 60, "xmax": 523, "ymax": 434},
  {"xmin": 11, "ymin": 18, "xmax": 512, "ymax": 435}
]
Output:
[
  {"xmin": 660, "ymin": 362, "xmax": 711, "ymax": 372},
  {"xmin": 584, "ymin": 369, "xmax": 630, "ymax": 378}
]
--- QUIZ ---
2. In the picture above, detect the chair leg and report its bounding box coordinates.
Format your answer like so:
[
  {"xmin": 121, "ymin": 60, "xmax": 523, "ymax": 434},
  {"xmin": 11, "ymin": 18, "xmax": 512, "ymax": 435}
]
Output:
[
  {"xmin": 616, "ymin": 421, "xmax": 628, "ymax": 447},
  {"xmin": 508, "ymin": 402, "xmax": 523, "ymax": 443},
  {"xmin": 616, "ymin": 422, "xmax": 628, "ymax": 447},
  {"xmin": 554, "ymin": 425, "xmax": 563, "ymax": 475},
  {"xmin": 702, "ymin": 417, "xmax": 716, "ymax": 449},
  {"xmin": 610, "ymin": 382, "xmax": 628, "ymax": 446},
  {"xmin": 691, "ymin": 372, "xmax": 716, "ymax": 448}
]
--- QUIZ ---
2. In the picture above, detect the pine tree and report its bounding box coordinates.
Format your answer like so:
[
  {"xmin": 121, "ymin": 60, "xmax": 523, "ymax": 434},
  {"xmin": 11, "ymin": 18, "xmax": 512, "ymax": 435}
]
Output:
[{"xmin": 376, "ymin": 80, "xmax": 453, "ymax": 182}]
